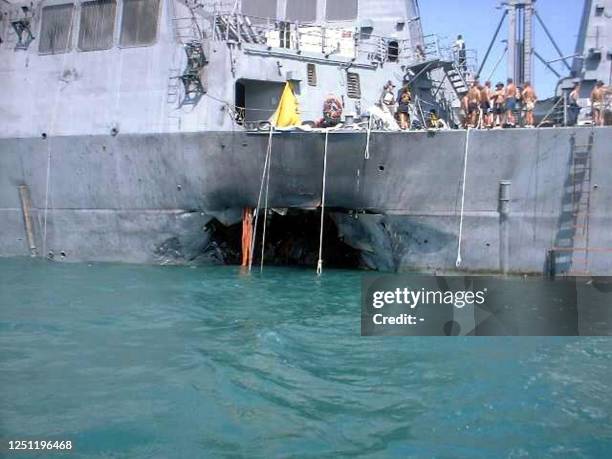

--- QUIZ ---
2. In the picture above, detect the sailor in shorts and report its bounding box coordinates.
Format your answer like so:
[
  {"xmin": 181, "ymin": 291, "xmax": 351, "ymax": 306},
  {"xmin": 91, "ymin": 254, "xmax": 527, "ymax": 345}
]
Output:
[
  {"xmin": 505, "ymin": 78, "xmax": 518, "ymax": 126},
  {"xmin": 522, "ymin": 82, "xmax": 537, "ymax": 127},
  {"xmin": 467, "ymin": 83, "xmax": 481, "ymax": 128},
  {"xmin": 492, "ymin": 82, "xmax": 505, "ymax": 128},
  {"xmin": 480, "ymin": 81, "xmax": 493, "ymax": 128},
  {"xmin": 591, "ymin": 81, "xmax": 608, "ymax": 126}
]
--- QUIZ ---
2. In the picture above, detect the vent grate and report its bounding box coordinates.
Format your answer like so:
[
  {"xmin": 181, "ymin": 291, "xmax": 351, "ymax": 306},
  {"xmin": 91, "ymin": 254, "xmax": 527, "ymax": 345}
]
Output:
[
  {"xmin": 347, "ymin": 72, "xmax": 361, "ymax": 99},
  {"xmin": 307, "ymin": 63, "xmax": 317, "ymax": 86}
]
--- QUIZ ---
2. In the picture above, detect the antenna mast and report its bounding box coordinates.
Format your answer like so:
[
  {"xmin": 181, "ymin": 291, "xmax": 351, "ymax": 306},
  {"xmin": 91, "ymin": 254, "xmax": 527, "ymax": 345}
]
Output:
[{"xmin": 507, "ymin": 0, "xmax": 535, "ymax": 85}]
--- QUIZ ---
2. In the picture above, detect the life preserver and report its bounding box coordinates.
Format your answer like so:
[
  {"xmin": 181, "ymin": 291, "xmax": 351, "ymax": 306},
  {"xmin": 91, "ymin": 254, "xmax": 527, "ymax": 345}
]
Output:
[{"xmin": 323, "ymin": 95, "xmax": 343, "ymax": 121}]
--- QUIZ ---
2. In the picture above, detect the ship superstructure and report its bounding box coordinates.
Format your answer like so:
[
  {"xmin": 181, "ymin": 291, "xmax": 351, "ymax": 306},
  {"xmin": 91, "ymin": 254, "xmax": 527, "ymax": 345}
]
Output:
[
  {"xmin": 0, "ymin": 0, "xmax": 470, "ymax": 137},
  {"xmin": 563, "ymin": 0, "xmax": 612, "ymax": 118}
]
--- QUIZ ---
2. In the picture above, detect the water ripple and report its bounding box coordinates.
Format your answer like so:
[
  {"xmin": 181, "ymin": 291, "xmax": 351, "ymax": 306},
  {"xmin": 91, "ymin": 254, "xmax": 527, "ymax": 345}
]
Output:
[{"xmin": 1, "ymin": 259, "xmax": 611, "ymax": 458}]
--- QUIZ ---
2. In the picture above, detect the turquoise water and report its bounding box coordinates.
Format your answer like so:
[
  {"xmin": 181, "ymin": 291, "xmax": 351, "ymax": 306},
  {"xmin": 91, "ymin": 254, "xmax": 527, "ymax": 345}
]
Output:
[{"xmin": 1, "ymin": 258, "xmax": 611, "ymax": 458}]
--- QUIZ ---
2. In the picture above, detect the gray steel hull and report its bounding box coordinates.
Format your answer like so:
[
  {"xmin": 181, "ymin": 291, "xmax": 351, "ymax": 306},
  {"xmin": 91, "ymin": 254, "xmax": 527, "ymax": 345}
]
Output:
[{"xmin": 1, "ymin": 127, "xmax": 611, "ymax": 274}]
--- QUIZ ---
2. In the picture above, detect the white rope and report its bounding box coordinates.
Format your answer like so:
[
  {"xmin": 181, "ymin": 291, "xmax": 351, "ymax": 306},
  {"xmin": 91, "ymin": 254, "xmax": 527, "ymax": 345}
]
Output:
[
  {"xmin": 248, "ymin": 126, "xmax": 274, "ymax": 271},
  {"xmin": 43, "ymin": 7, "xmax": 77, "ymax": 257},
  {"xmin": 316, "ymin": 130, "xmax": 330, "ymax": 276},
  {"xmin": 364, "ymin": 115, "xmax": 372, "ymax": 159},
  {"xmin": 259, "ymin": 130, "xmax": 273, "ymax": 272},
  {"xmin": 42, "ymin": 146, "xmax": 52, "ymax": 257},
  {"xmin": 456, "ymin": 127, "xmax": 471, "ymax": 268}
]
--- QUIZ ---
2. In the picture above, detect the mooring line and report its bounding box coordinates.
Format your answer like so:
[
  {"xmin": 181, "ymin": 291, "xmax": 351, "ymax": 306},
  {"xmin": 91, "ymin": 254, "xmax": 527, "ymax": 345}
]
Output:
[
  {"xmin": 42, "ymin": 7, "xmax": 77, "ymax": 258},
  {"xmin": 316, "ymin": 130, "xmax": 330, "ymax": 276},
  {"xmin": 249, "ymin": 126, "xmax": 274, "ymax": 272},
  {"xmin": 42, "ymin": 147, "xmax": 52, "ymax": 257},
  {"xmin": 260, "ymin": 132, "xmax": 273, "ymax": 272},
  {"xmin": 456, "ymin": 127, "xmax": 471, "ymax": 268},
  {"xmin": 364, "ymin": 115, "xmax": 372, "ymax": 160}
]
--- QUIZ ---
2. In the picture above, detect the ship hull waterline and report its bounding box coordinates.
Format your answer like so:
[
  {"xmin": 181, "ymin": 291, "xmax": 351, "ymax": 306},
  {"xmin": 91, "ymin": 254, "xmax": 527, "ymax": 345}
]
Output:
[{"xmin": 1, "ymin": 127, "xmax": 611, "ymax": 274}]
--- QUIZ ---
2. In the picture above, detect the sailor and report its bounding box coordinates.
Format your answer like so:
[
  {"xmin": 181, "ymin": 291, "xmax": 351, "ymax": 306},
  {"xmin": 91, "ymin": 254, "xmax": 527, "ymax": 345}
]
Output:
[
  {"xmin": 380, "ymin": 81, "xmax": 397, "ymax": 116},
  {"xmin": 569, "ymin": 82, "xmax": 581, "ymax": 126},
  {"xmin": 492, "ymin": 82, "xmax": 505, "ymax": 128},
  {"xmin": 475, "ymin": 84, "xmax": 486, "ymax": 128},
  {"xmin": 591, "ymin": 81, "xmax": 608, "ymax": 126},
  {"xmin": 321, "ymin": 94, "xmax": 343, "ymax": 127},
  {"xmin": 453, "ymin": 35, "xmax": 467, "ymax": 74},
  {"xmin": 522, "ymin": 82, "xmax": 537, "ymax": 127},
  {"xmin": 467, "ymin": 82, "xmax": 481, "ymax": 128},
  {"xmin": 505, "ymin": 78, "xmax": 518, "ymax": 127},
  {"xmin": 515, "ymin": 84, "xmax": 524, "ymax": 125},
  {"xmin": 415, "ymin": 44, "xmax": 426, "ymax": 62},
  {"xmin": 481, "ymin": 81, "xmax": 493, "ymax": 128},
  {"xmin": 459, "ymin": 93, "xmax": 470, "ymax": 129},
  {"xmin": 427, "ymin": 109, "xmax": 447, "ymax": 129},
  {"xmin": 397, "ymin": 83, "xmax": 412, "ymax": 130}
]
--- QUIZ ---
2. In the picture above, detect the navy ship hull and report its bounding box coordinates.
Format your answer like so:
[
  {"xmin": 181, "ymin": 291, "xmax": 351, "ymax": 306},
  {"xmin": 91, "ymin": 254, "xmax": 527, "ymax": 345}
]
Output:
[{"xmin": 1, "ymin": 127, "xmax": 611, "ymax": 274}]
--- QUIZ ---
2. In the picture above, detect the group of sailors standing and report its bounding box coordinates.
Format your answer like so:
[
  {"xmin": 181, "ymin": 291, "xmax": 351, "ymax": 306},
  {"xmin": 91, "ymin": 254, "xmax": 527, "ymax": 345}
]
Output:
[
  {"xmin": 317, "ymin": 79, "xmax": 609, "ymax": 131},
  {"xmin": 463, "ymin": 78, "xmax": 610, "ymax": 129},
  {"xmin": 375, "ymin": 76, "xmax": 541, "ymax": 131},
  {"xmin": 462, "ymin": 78, "xmax": 538, "ymax": 129}
]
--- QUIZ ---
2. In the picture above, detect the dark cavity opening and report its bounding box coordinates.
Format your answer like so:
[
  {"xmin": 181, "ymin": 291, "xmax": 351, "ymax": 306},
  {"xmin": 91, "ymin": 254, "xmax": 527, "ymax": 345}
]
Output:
[
  {"xmin": 234, "ymin": 79, "xmax": 286, "ymax": 126},
  {"xmin": 234, "ymin": 81, "xmax": 245, "ymax": 125},
  {"xmin": 204, "ymin": 209, "xmax": 361, "ymax": 269},
  {"xmin": 387, "ymin": 40, "xmax": 399, "ymax": 62}
]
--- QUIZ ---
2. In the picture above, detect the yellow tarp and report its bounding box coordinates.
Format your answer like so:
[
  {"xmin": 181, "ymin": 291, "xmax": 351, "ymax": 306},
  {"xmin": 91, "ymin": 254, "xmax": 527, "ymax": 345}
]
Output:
[{"xmin": 269, "ymin": 82, "xmax": 301, "ymax": 127}]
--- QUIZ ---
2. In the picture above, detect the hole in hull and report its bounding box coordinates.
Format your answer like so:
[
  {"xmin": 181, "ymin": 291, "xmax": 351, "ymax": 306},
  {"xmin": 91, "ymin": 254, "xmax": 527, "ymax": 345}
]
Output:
[{"xmin": 205, "ymin": 209, "xmax": 362, "ymax": 269}]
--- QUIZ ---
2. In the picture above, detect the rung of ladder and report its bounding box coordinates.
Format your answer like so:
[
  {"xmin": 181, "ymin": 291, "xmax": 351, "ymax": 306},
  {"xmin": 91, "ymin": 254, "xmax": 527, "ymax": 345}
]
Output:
[{"xmin": 552, "ymin": 247, "xmax": 612, "ymax": 253}]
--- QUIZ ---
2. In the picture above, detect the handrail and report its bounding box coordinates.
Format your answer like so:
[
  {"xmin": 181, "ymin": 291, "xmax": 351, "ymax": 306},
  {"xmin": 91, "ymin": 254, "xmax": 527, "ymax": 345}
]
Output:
[{"xmin": 212, "ymin": 13, "xmax": 480, "ymax": 70}]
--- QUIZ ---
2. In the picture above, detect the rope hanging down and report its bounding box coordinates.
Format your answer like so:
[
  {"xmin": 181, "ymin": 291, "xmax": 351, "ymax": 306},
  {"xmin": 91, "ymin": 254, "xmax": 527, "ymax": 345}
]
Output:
[
  {"xmin": 317, "ymin": 130, "xmax": 330, "ymax": 276},
  {"xmin": 43, "ymin": 8, "xmax": 77, "ymax": 257},
  {"xmin": 259, "ymin": 130, "xmax": 273, "ymax": 272},
  {"xmin": 248, "ymin": 126, "xmax": 274, "ymax": 272},
  {"xmin": 364, "ymin": 115, "xmax": 373, "ymax": 160},
  {"xmin": 456, "ymin": 127, "xmax": 471, "ymax": 268}
]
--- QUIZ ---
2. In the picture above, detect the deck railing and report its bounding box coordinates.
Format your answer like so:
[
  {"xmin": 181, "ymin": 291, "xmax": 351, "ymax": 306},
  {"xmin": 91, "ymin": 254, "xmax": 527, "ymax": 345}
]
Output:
[{"xmin": 211, "ymin": 13, "xmax": 476, "ymax": 69}]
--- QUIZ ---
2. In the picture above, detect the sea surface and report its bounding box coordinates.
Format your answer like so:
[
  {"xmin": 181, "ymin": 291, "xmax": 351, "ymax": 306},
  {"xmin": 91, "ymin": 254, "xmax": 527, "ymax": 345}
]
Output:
[{"xmin": 0, "ymin": 258, "xmax": 611, "ymax": 458}]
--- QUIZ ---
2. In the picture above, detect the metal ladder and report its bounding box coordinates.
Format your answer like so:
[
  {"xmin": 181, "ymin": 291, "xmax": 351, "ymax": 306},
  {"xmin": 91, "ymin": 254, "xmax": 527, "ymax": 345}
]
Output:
[
  {"xmin": 443, "ymin": 62, "xmax": 469, "ymax": 97},
  {"xmin": 167, "ymin": 1, "xmax": 207, "ymax": 107},
  {"xmin": 171, "ymin": 0, "xmax": 203, "ymax": 45},
  {"xmin": 549, "ymin": 133, "xmax": 596, "ymax": 276},
  {"xmin": 1, "ymin": 6, "xmax": 35, "ymax": 50},
  {"xmin": 213, "ymin": 13, "xmax": 265, "ymax": 44}
]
